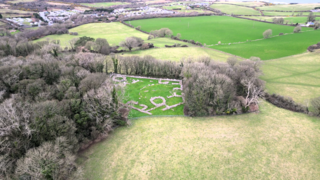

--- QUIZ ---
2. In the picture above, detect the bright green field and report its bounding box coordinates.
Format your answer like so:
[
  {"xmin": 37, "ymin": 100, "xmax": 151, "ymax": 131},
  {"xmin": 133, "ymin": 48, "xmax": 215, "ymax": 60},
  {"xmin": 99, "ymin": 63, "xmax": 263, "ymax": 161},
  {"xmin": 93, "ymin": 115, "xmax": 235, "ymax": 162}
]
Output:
[
  {"xmin": 123, "ymin": 77, "xmax": 184, "ymax": 118},
  {"xmin": 259, "ymin": 4, "xmax": 320, "ymax": 11},
  {"xmin": 127, "ymin": 16, "xmax": 306, "ymax": 44},
  {"xmin": 219, "ymin": 1, "xmax": 265, "ymax": 7},
  {"xmin": 242, "ymin": 16, "xmax": 319, "ymax": 24},
  {"xmin": 210, "ymin": 4, "xmax": 261, "ymax": 15},
  {"xmin": 36, "ymin": 23, "xmax": 189, "ymax": 48},
  {"xmin": 79, "ymin": 101, "xmax": 320, "ymax": 179},
  {"xmin": 214, "ymin": 30, "xmax": 320, "ymax": 60},
  {"xmin": 124, "ymin": 47, "xmax": 234, "ymax": 62},
  {"xmin": 262, "ymin": 52, "xmax": 320, "ymax": 103},
  {"xmin": 80, "ymin": 2, "xmax": 130, "ymax": 7},
  {"xmin": 263, "ymin": 11, "xmax": 311, "ymax": 16},
  {"xmin": 127, "ymin": 16, "xmax": 319, "ymax": 59}
]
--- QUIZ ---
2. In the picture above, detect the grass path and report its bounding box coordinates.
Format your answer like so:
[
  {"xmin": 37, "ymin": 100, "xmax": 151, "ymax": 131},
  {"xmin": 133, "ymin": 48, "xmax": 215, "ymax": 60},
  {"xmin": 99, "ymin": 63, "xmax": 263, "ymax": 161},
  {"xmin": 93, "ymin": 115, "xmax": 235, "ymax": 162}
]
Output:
[
  {"xmin": 79, "ymin": 101, "xmax": 320, "ymax": 179},
  {"xmin": 262, "ymin": 51, "xmax": 320, "ymax": 103}
]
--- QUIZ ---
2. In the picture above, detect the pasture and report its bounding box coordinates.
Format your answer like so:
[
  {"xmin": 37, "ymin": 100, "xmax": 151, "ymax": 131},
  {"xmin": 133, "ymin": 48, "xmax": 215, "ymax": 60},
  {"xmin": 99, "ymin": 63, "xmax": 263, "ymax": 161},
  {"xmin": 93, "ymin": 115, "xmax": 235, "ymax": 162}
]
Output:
[
  {"xmin": 210, "ymin": 4, "xmax": 261, "ymax": 15},
  {"xmin": 213, "ymin": 29, "xmax": 320, "ymax": 60},
  {"xmin": 79, "ymin": 101, "xmax": 320, "ymax": 179},
  {"xmin": 218, "ymin": 1, "xmax": 265, "ymax": 7},
  {"xmin": 116, "ymin": 75, "xmax": 184, "ymax": 118},
  {"xmin": 241, "ymin": 16, "xmax": 318, "ymax": 24},
  {"xmin": 128, "ymin": 16, "xmax": 305, "ymax": 44},
  {"xmin": 36, "ymin": 23, "xmax": 190, "ymax": 48},
  {"xmin": 259, "ymin": 3, "xmax": 320, "ymax": 11},
  {"xmin": 262, "ymin": 52, "xmax": 320, "ymax": 103},
  {"xmin": 80, "ymin": 2, "xmax": 130, "ymax": 7},
  {"xmin": 124, "ymin": 47, "xmax": 233, "ymax": 62},
  {"xmin": 128, "ymin": 16, "xmax": 320, "ymax": 59}
]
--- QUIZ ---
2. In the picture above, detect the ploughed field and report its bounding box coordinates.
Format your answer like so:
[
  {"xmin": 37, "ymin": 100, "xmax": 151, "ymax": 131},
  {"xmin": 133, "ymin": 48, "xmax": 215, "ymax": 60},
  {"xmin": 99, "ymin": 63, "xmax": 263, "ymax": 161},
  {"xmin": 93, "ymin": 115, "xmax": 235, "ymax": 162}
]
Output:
[
  {"xmin": 128, "ymin": 16, "xmax": 320, "ymax": 59},
  {"xmin": 79, "ymin": 102, "xmax": 320, "ymax": 179}
]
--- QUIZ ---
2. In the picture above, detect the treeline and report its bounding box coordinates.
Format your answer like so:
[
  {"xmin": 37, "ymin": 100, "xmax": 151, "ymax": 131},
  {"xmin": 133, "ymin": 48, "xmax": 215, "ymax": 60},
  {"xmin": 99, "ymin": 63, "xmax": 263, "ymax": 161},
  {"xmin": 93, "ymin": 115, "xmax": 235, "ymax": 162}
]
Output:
[
  {"xmin": 0, "ymin": 52, "xmax": 129, "ymax": 179},
  {"xmin": 182, "ymin": 57, "xmax": 264, "ymax": 116},
  {"xmin": 108, "ymin": 55, "xmax": 265, "ymax": 116},
  {"xmin": 48, "ymin": 0, "xmax": 135, "ymax": 3},
  {"xmin": 18, "ymin": 14, "xmax": 96, "ymax": 40},
  {"xmin": 10, "ymin": 1, "xmax": 74, "ymax": 12}
]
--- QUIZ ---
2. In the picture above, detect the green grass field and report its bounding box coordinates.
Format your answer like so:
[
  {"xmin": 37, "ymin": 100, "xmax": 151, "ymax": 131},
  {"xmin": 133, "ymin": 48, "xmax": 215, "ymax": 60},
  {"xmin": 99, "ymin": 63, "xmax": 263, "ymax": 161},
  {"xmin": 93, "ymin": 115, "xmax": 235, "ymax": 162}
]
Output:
[
  {"xmin": 128, "ymin": 16, "xmax": 320, "ymax": 59},
  {"xmin": 262, "ymin": 52, "xmax": 320, "ymax": 103},
  {"xmin": 213, "ymin": 30, "xmax": 320, "ymax": 60},
  {"xmin": 124, "ymin": 47, "xmax": 234, "ymax": 62},
  {"xmin": 241, "ymin": 16, "xmax": 319, "ymax": 24},
  {"xmin": 219, "ymin": 1, "xmax": 265, "ymax": 7},
  {"xmin": 263, "ymin": 11, "xmax": 311, "ymax": 16},
  {"xmin": 259, "ymin": 4, "xmax": 320, "ymax": 11},
  {"xmin": 36, "ymin": 23, "xmax": 190, "ymax": 48},
  {"xmin": 80, "ymin": 2, "xmax": 130, "ymax": 7},
  {"xmin": 120, "ymin": 76, "xmax": 184, "ymax": 118},
  {"xmin": 79, "ymin": 101, "xmax": 320, "ymax": 179},
  {"xmin": 210, "ymin": 4, "xmax": 261, "ymax": 15}
]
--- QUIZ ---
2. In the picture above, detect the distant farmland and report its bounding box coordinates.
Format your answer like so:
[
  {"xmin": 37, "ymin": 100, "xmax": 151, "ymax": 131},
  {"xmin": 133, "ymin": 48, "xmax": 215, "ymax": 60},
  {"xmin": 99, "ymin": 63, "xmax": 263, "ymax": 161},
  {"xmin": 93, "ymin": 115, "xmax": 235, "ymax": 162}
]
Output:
[{"xmin": 128, "ymin": 16, "xmax": 320, "ymax": 59}]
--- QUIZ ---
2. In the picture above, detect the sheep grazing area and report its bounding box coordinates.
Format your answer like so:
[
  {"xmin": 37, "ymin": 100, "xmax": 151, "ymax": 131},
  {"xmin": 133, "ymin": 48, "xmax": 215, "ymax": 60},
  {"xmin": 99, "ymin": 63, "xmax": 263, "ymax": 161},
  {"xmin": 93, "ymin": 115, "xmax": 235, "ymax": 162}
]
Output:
[
  {"xmin": 79, "ymin": 102, "xmax": 320, "ymax": 179},
  {"xmin": 262, "ymin": 52, "xmax": 320, "ymax": 103},
  {"xmin": 35, "ymin": 22, "xmax": 190, "ymax": 48},
  {"xmin": 209, "ymin": 4, "xmax": 261, "ymax": 15},
  {"xmin": 113, "ymin": 75, "xmax": 184, "ymax": 117},
  {"xmin": 128, "ymin": 16, "xmax": 320, "ymax": 59}
]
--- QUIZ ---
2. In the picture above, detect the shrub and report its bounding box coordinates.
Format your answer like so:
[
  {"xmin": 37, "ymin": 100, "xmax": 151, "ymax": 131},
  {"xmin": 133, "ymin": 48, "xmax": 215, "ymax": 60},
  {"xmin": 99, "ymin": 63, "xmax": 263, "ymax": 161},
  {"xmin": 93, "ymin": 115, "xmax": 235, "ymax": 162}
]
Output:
[
  {"xmin": 294, "ymin": 26, "xmax": 301, "ymax": 33},
  {"xmin": 265, "ymin": 93, "xmax": 307, "ymax": 113},
  {"xmin": 309, "ymin": 97, "xmax": 320, "ymax": 116},
  {"xmin": 75, "ymin": 36, "xmax": 95, "ymax": 48},
  {"xmin": 263, "ymin": 29, "xmax": 272, "ymax": 39}
]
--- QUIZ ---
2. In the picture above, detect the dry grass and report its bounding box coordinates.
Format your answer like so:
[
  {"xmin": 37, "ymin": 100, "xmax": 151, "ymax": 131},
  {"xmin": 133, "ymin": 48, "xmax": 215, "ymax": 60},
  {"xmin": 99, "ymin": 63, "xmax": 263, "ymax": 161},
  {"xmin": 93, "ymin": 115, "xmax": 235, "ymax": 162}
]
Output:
[
  {"xmin": 262, "ymin": 51, "xmax": 320, "ymax": 103},
  {"xmin": 79, "ymin": 101, "xmax": 320, "ymax": 179}
]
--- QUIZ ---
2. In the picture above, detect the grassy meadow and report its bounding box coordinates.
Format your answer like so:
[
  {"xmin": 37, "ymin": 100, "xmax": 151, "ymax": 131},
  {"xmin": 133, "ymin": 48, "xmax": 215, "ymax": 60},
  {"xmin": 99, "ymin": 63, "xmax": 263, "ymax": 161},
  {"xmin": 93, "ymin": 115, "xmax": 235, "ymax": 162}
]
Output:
[
  {"xmin": 213, "ymin": 29, "xmax": 320, "ymax": 60},
  {"xmin": 241, "ymin": 16, "xmax": 319, "ymax": 24},
  {"xmin": 210, "ymin": 4, "xmax": 261, "ymax": 15},
  {"xmin": 123, "ymin": 77, "xmax": 184, "ymax": 118},
  {"xmin": 259, "ymin": 4, "xmax": 320, "ymax": 11},
  {"xmin": 79, "ymin": 101, "xmax": 320, "ymax": 179},
  {"xmin": 128, "ymin": 16, "xmax": 320, "ymax": 59},
  {"xmin": 262, "ymin": 52, "xmax": 320, "ymax": 103},
  {"xmin": 36, "ymin": 23, "xmax": 192, "ymax": 48},
  {"xmin": 124, "ymin": 47, "xmax": 234, "ymax": 62},
  {"xmin": 219, "ymin": 1, "xmax": 265, "ymax": 7}
]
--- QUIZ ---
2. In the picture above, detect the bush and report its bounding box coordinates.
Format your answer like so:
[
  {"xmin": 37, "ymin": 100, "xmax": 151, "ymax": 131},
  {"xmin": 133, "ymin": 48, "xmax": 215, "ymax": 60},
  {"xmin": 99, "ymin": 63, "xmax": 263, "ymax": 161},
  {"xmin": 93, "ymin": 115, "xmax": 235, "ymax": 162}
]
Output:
[
  {"xmin": 263, "ymin": 29, "xmax": 272, "ymax": 39},
  {"xmin": 309, "ymin": 97, "xmax": 320, "ymax": 116},
  {"xmin": 75, "ymin": 36, "xmax": 95, "ymax": 48},
  {"xmin": 265, "ymin": 93, "xmax": 307, "ymax": 113},
  {"xmin": 294, "ymin": 26, "xmax": 301, "ymax": 33}
]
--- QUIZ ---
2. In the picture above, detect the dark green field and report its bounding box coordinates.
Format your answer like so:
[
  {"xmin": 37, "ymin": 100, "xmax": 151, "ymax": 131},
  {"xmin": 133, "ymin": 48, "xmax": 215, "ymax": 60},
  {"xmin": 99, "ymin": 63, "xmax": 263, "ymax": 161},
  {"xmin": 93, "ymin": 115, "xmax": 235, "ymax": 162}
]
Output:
[{"xmin": 127, "ymin": 16, "xmax": 320, "ymax": 60}]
